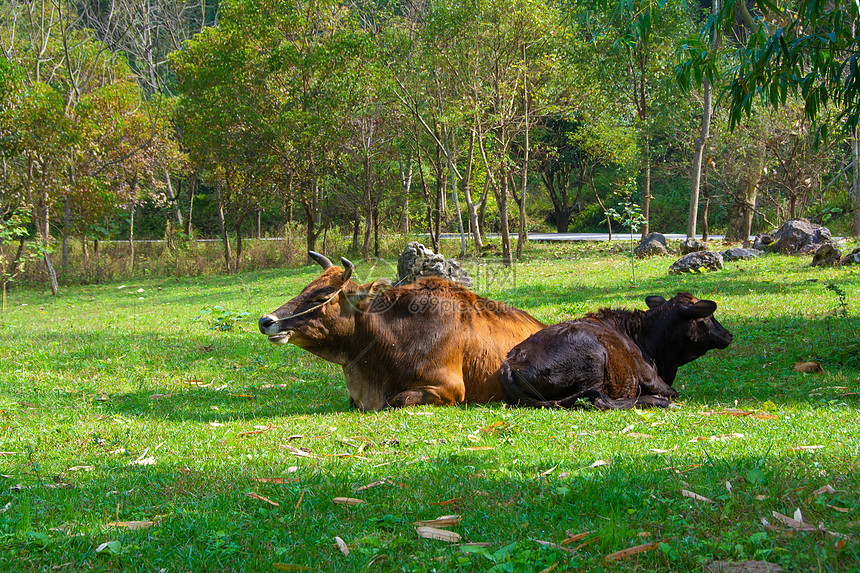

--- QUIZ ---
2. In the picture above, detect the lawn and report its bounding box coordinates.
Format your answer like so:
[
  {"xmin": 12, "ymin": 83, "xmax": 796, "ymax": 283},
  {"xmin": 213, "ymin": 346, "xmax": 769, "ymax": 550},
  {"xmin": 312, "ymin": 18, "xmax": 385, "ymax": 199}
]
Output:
[{"xmin": 1, "ymin": 242, "xmax": 859, "ymax": 572}]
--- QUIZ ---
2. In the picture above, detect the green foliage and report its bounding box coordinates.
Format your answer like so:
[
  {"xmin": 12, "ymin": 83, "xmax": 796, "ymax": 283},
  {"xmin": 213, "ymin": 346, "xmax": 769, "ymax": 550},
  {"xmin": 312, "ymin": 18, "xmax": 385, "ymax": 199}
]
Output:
[{"xmin": 193, "ymin": 305, "xmax": 252, "ymax": 331}]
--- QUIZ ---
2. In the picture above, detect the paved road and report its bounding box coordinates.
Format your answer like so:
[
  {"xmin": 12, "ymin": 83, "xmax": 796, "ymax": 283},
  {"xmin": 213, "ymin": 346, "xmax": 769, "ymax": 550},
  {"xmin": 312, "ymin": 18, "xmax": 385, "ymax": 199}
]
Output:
[{"xmin": 440, "ymin": 232, "xmax": 728, "ymax": 242}]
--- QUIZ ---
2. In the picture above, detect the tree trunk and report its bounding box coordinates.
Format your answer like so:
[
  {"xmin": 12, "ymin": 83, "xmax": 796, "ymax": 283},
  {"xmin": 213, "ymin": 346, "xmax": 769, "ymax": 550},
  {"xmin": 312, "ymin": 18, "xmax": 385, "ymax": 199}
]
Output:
[
  {"xmin": 517, "ymin": 46, "xmax": 530, "ymax": 259},
  {"xmin": 62, "ymin": 197, "xmax": 70, "ymax": 270},
  {"xmin": 688, "ymin": 0, "xmax": 719, "ymax": 239},
  {"xmin": 362, "ymin": 151, "xmax": 373, "ymax": 260},
  {"xmin": 462, "ymin": 131, "xmax": 483, "ymax": 255},
  {"xmin": 235, "ymin": 218, "xmax": 243, "ymax": 271},
  {"xmin": 186, "ymin": 175, "xmax": 196, "ymax": 236},
  {"xmin": 642, "ymin": 135, "xmax": 651, "ymax": 237},
  {"xmin": 399, "ymin": 158, "xmax": 412, "ymax": 234},
  {"xmin": 128, "ymin": 200, "xmax": 135, "ymax": 270},
  {"xmin": 854, "ymin": 128, "xmax": 860, "ymax": 236},
  {"xmin": 728, "ymin": 145, "xmax": 766, "ymax": 242},
  {"xmin": 215, "ymin": 183, "xmax": 231, "ymax": 272},
  {"xmin": 35, "ymin": 192, "xmax": 58, "ymax": 296},
  {"xmin": 163, "ymin": 168, "xmax": 184, "ymax": 227},
  {"xmin": 351, "ymin": 209, "xmax": 360, "ymax": 253},
  {"xmin": 374, "ymin": 206, "xmax": 380, "ymax": 258},
  {"xmin": 688, "ymin": 75, "xmax": 712, "ymax": 238},
  {"xmin": 497, "ymin": 176, "xmax": 512, "ymax": 267},
  {"xmin": 702, "ymin": 177, "xmax": 711, "ymax": 241}
]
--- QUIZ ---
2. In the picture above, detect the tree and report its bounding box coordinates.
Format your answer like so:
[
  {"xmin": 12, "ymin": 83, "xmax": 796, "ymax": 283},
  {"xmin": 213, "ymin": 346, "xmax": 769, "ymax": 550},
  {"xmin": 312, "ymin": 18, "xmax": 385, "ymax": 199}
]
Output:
[{"xmin": 680, "ymin": 0, "xmax": 860, "ymax": 236}]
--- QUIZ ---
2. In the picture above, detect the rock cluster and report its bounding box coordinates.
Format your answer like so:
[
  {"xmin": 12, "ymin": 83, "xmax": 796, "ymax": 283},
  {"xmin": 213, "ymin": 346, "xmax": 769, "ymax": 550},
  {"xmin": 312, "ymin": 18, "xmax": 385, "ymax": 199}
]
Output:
[
  {"xmin": 669, "ymin": 251, "xmax": 725, "ymax": 275},
  {"xmin": 397, "ymin": 241, "xmax": 474, "ymax": 288},
  {"xmin": 722, "ymin": 247, "xmax": 763, "ymax": 262},
  {"xmin": 753, "ymin": 218, "xmax": 834, "ymax": 254},
  {"xmin": 633, "ymin": 233, "xmax": 668, "ymax": 258}
]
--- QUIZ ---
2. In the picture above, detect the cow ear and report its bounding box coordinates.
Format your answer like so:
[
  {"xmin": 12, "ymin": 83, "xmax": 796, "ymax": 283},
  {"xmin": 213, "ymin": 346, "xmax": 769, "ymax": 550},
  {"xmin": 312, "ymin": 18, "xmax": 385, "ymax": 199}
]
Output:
[
  {"xmin": 347, "ymin": 278, "xmax": 392, "ymax": 306},
  {"xmin": 645, "ymin": 295, "xmax": 666, "ymax": 309},
  {"xmin": 682, "ymin": 299, "xmax": 718, "ymax": 318}
]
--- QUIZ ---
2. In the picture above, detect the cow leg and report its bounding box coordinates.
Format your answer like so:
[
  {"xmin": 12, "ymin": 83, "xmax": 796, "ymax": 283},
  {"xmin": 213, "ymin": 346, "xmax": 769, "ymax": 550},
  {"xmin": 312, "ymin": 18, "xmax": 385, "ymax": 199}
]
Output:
[
  {"xmin": 387, "ymin": 379, "xmax": 464, "ymax": 408},
  {"xmin": 637, "ymin": 376, "xmax": 678, "ymax": 399},
  {"xmin": 633, "ymin": 394, "xmax": 673, "ymax": 409}
]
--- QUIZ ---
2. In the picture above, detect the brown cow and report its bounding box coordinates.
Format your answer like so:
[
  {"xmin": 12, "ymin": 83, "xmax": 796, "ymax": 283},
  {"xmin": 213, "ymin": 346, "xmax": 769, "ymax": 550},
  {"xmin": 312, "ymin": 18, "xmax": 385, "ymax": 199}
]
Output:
[
  {"xmin": 258, "ymin": 252, "xmax": 545, "ymax": 410},
  {"xmin": 498, "ymin": 293, "xmax": 732, "ymax": 409}
]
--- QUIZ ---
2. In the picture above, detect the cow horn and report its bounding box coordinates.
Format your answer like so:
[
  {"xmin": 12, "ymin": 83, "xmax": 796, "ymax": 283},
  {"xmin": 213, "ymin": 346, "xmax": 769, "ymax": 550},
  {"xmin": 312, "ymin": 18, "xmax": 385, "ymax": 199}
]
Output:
[
  {"xmin": 308, "ymin": 251, "xmax": 333, "ymax": 270},
  {"xmin": 340, "ymin": 257, "xmax": 354, "ymax": 282}
]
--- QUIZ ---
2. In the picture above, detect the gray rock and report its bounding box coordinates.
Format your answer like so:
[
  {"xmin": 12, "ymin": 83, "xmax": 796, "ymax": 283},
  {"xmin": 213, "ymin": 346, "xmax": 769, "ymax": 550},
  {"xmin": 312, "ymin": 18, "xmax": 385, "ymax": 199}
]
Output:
[
  {"xmin": 765, "ymin": 218, "xmax": 834, "ymax": 254},
  {"xmin": 397, "ymin": 241, "xmax": 473, "ymax": 288},
  {"xmin": 811, "ymin": 243, "xmax": 842, "ymax": 267},
  {"xmin": 722, "ymin": 247, "xmax": 763, "ymax": 261},
  {"xmin": 669, "ymin": 251, "xmax": 724, "ymax": 275},
  {"xmin": 840, "ymin": 247, "xmax": 860, "ymax": 265},
  {"xmin": 634, "ymin": 232, "xmax": 669, "ymax": 258},
  {"xmin": 679, "ymin": 238, "xmax": 706, "ymax": 255}
]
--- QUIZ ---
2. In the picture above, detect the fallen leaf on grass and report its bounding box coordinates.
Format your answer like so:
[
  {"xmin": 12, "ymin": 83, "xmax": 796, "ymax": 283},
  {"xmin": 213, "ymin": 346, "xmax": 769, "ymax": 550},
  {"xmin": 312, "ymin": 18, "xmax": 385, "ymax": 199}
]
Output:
[
  {"xmin": 682, "ymin": 489, "xmax": 715, "ymax": 503},
  {"xmin": 332, "ymin": 497, "xmax": 365, "ymax": 506},
  {"xmin": 535, "ymin": 539, "xmax": 575, "ymax": 553},
  {"xmin": 355, "ymin": 479, "xmax": 394, "ymax": 492},
  {"xmin": 273, "ymin": 564, "xmax": 313, "ymax": 571},
  {"xmin": 94, "ymin": 393, "xmax": 109, "ymax": 402},
  {"xmin": 603, "ymin": 541, "xmax": 661, "ymax": 562},
  {"xmin": 703, "ymin": 559, "xmax": 784, "ymax": 572},
  {"xmin": 67, "ymin": 466, "xmax": 95, "ymax": 472},
  {"xmin": 463, "ymin": 446, "xmax": 494, "ymax": 451},
  {"xmin": 238, "ymin": 427, "xmax": 272, "ymax": 437},
  {"xmin": 0, "ymin": 502, "xmax": 11, "ymax": 514},
  {"xmin": 481, "ymin": 421, "xmax": 508, "ymax": 434},
  {"xmin": 0, "ymin": 452, "xmax": 20, "ymax": 456},
  {"xmin": 148, "ymin": 394, "xmax": 175, "ymax": 401},
  {"xmin": 432, "ymin": 497, "xmax": 461, "ymax": 506},
  {"xmin": 253, "ymin": 477, "xmax": 299, "ymax": 485},
  {"xmin": 107, "ymin": 520, "xmax": 155, "ymax": 530},
  {"xmin": 280, "ymin": 444, "xmax": 315, "ymax": 458},
  {"xmin": 416, "ymin": 526, "xmax": 461, "ymax": 543},
  {"xmin": 827, "ymin": 504, "xmax": 851, "ymax": 513},
  {"xmin": 246, "ymin": 492, "xmax": 279, "ymax": 506},
  {"xmin": 334, "ymin": 536, "xmax": 350, "ymax": 556},
  {"xmin": 95, "ymin": 540, "xmax": 122, "ymax": 555},
  {"xmin": 649, "ymin": 447, "xmax": 677, "ymax": 454},
  {"xmin": 128, "ymin": 453, "xmax": 155, "ymax": 467},
  {"xmin": 689, "ymin": 433, "xmax": 745, "ymax": 443},
  {"xmin": 701, "ymin": 409, "xmax": 755, "ymax": 417},
  {"xmin": 413, "ymin": 515, "xmax": 461, "ymax": 528},
  {"xmin": 590, "ymin": 460, "xmax": 610, "ymax": 468},
  {"xmin": 790, "ymin": 445, "xmax": 824, "ymax": 451},
  {"xmin": 794, "ymin": 361, "xmax": 823, "ymax": 373},
  {"xmin": 625, "ymin": 432, "xmax": 654, "ymax": 439},
  {"xmin": 813, "ymin": 485, "xmax": 836, "ymax": 496},
  {"xmin": 771, "ymin": 510, "xmax": 817, "ymax": 532},
  {"xmin": 562, "ymin": 531, "xmax": 593, "ymax": 544}
]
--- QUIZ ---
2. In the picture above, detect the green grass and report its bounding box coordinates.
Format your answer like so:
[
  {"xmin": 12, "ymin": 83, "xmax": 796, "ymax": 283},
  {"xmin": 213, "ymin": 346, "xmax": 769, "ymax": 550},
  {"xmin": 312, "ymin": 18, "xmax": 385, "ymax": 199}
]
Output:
[{"xmin": 1, "ymin": 242, "xmax": 859, "ymax": 572}]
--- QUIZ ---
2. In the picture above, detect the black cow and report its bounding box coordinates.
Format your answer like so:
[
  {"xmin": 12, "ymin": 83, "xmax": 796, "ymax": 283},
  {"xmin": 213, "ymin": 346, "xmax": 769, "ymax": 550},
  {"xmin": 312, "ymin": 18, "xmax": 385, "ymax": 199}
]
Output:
[{"xmin": 498, "ymin": 293, "xmax": 733, "ymax": 409}]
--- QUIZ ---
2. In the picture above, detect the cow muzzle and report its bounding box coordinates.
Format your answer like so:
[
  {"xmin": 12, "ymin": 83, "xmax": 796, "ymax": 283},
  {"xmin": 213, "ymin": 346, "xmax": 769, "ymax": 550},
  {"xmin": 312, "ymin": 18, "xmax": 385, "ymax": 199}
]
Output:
[{"xmin": 259, "ymin": 314, "xmax": 292, "ymax": 344}]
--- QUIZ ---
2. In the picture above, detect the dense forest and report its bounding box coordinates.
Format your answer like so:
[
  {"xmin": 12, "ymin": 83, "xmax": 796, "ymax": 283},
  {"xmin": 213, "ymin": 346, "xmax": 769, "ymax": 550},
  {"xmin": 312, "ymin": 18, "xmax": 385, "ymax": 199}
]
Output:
[{"xmin": 2, "ymin": 0, "xmax": 860, "ymax": 291}]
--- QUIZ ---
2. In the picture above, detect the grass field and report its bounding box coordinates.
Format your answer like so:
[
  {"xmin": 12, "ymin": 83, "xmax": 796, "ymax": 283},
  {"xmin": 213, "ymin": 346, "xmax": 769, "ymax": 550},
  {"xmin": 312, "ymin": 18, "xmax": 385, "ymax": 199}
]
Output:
[{"xmin": 1, "ymin": 241, "xmax": 859, "ymax": 572}]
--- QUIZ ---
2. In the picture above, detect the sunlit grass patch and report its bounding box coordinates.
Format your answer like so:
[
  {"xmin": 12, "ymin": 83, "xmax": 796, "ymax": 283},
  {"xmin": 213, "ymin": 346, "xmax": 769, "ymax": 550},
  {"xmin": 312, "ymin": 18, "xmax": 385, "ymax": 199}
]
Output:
[{"xmin": 1, "ymin": 248, "xmax": 859, "ymax": 571}]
